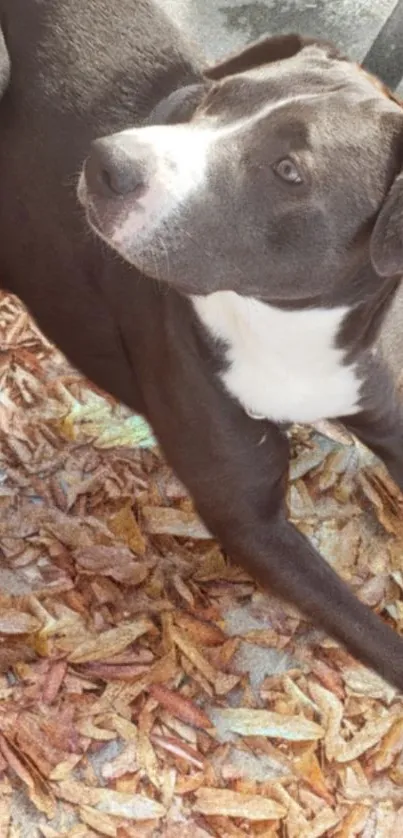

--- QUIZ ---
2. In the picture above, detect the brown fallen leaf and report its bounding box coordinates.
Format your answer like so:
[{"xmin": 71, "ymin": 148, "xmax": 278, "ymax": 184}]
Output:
[
  {"xmin": 95, "ymin": 789, "xmax": 166, "ymax": 821},
  {"xmin": 0, "ymin": 609, "xmax": 41, "ymax": 635},
  {"xmin": 311, "ymin": 681, "xmax": 395, "ymax": 762},
  {"xmin": 108, "ymin": 504, "xmax": 146, "ymax": 555},
  {"xmin": 149, "ymin": 684, "xmax": 212, "ymax": 730},
  {"xmin": 358, "ymin": 470, "xmax": 403, "ymax": 536},
  {"xmin": 75, "ymin": 719, "xmax": 117, "ymax": 741},
  {"xmin": 335, "ymin": 803, "xmax": 371, "ymax": 837},
  {"xmin": 142, "ymin": 506, "xmax": 211, "ymax": 540},
  {"xmin": 78, "ymin": 662, "xmax": 150, "ymax": 681},
  {"xmin": 68, "ymin": 618, "xmax": 153, "ymax": 663},
  {"xmin": 295, "ymin": 749, "xmax": 333, "ymax": 805},
  {"xmin": 193, "ymin": 787, "xmax": 286, "ymax": 820},
  {"xmin": 342, "ymin": 665, "xmax": 396, "ymax": 704},
  {"xmin": 300, "ymin": 807, "xmax": 340, "ymax": 837},
  {"xmin": 373, "ymin": 718, "xmax": 403, "ymax": 772},
  {"xmin": 0, "ymin": 734, "xmax": 35, "ymax": 790},
  {"xmin": 211, "ymin": 708, "xmax": 324, "ymax": 741},
  {"xmin": 152, "ymin": 734, "xmax": 206, "ymax": 769},
  {"xmin": 48, "ymin": 755, "xmax": 83, "ymax": 782},
  {"xmin": 172, "ymin": 574, "xmax": 195, "ymax": 607},
  {"xmin": 275, "ymin": 785, "xmax": 310, "ymax": 837},
  {"xmin": 174, "ymin": 612, "xmax": 227, "ymax": 646},
  {"xmin": 15, "ymin": 714, "xmax": 66, "ymax": 776},
  {"xmin": 74, "ymin": 544, "xmax": 148, "ymax": 585},
  {"xmin": 310, "ymin": 660, "xmax": 344, "ymax": 700},
  {"xmin": 170, "ymin": 626, "xmax": 239, "ymax": 694},
  {"xmin": 42, "ymin": 660, "xmax": 68, "ymax": 704},
  {"xmin": 80, "ymin": 805, "xmax": 118, "ymax": 837},
  {"xmin": 0, "ymin": 732, "xmax": 56, "ymax": 819},
  {"xmin": 136, "ymin": 708, "xmax": 160, "ymax": 791},
  {"xmin": 55, "ymin": 779, "xmax": 166, "ymax": 819}
]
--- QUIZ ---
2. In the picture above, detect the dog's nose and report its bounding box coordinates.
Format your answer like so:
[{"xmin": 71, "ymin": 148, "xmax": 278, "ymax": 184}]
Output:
[{"xmin": 84, "ymin": 137, "xmax": 147, "ymax": 198}]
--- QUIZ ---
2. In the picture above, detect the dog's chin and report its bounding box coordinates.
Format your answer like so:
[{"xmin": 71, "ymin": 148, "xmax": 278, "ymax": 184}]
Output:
[
  {"xmin": 77, "ymin": 177, "xmax": 206, "ymax": 294},
  {"xmin": 81, "ymin": 199, "xmax": 147, "ymax": 272},
  {"xmin": 78, "ymin": 188, "xmax": 121, "ymax": 248},
  {"xmin": 85, "ymin": 201, "xmax": 108, "ymax": 237}
]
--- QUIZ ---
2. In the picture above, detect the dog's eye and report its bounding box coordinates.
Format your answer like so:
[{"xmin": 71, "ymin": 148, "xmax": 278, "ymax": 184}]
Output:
[{"xmin": 273, "ymin": 158, "xmax": 303, "ymax": 185}]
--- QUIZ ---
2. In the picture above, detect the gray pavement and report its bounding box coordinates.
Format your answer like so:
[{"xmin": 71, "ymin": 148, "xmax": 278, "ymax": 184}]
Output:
[{"xmin": 163, "ymin": 0, "xmax": 401, "ymax": 85}]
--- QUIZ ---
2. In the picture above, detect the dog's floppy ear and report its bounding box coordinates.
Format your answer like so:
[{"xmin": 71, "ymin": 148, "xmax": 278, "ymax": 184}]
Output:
[
  {"xmin": 147, "ymin": 83, "xmax": 209, "ymax": 126},
  {"xmin": 204, "ymin": 33, "xmax": 342, "ymax": 80},
  {"xmin": 371, "ymin": 172, "xmax": 403, "ymax": 277}
]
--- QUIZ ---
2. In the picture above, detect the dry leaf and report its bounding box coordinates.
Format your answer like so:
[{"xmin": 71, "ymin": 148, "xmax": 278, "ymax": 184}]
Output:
[
  {"xmin": 109, "ymin": 505, "xmax": 146, "ymax": 554},
  {"xmin": 0, "ymin": 609, "xmax": 41, "ymax": 634},
  {"xmin": 300, "ymin": 807, "xmax": 340, "ymax": 837},
  {"xmin": 152, "ymin": 734, "xmax": 205, "ymax": 769},
  {"xmin": 68, "ymin": 618, "xmax": 153, "ymax": 663},
  {"xmin": 80, "ymin": 805, "xmax": 118, "ymax": 837},
  {"xmin": 143, "ymin": 506, "xmax": 211, "ymax": 540},
  {"xmin": 55, "ymin": 780, "xmax": 165, "ymax": 819},
  {"xmin": 295, "ymin": 749, "xmax": 333, "ymax": 804},
  {"xmin": 96, "ymin": 789, "xmax": 165, "ymax": 820},
  {"xmin": 193, "ymin": 787, "xmax": 286, "ymax": 820},
  {"xmin": 170, "ymin": 626, "xmax": 238, "ymax": 694},
  {"xmin": 211, "ymin": 708, "xmax": 324, "ymax": 741},
  {"xmin": 74, "ymin": 545, "xmax": 148, "ymax": 585},
  {"xmin": 149, "ymin": 684, "xmax": 212, "ymax": 730}
]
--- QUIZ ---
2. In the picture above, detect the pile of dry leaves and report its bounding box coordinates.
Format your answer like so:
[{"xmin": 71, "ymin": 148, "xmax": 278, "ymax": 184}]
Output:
[{"xmin": 1, "ymin": 289, "xmax": 403, "ymax": 838}]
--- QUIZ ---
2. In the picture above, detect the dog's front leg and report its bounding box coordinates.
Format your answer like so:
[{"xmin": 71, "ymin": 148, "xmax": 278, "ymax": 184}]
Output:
[
  {"xmin": 147, "ymin": 371, "xmax": 403, "ymax": 690},
  {"xmin": 341, "ymin": 359, "xmax": 403, "ymax": 491}
]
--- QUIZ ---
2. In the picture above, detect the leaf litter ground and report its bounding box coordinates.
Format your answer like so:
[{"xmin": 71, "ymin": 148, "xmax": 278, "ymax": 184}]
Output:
[{"xmin": 1, "ymin": 290, "xmax": 403, "ymax": 837}]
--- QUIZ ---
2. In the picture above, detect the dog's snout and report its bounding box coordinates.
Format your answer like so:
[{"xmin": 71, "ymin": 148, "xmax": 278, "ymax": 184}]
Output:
[{"xmin": 84, "ymin": 137, "xmax": 147, "ymax": 199}]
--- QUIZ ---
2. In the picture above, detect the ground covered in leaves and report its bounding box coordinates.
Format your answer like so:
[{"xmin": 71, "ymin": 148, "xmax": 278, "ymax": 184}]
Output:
[{"xmin": 1, "ymin": 290, "xmax": 403, "ymax": 837}]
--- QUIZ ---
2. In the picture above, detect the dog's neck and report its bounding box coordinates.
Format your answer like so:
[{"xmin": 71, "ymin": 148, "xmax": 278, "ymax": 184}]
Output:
[
  {"xmin": 191, "ymin": 262, "xmax": 401, "ymax": 427},
  {"xmin": 192, "ymin": 290, "xmax": 361, "ymax": 425}
]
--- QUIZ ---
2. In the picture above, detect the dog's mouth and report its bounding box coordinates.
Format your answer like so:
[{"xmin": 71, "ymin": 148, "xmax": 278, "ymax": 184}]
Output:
[
  {"xmin": 77, "ymin": 171, "xmax": 105, "ymax": 225},
  {"xmin": 77, "ymin": 169, "xmax": 127, "ymax": 240}
]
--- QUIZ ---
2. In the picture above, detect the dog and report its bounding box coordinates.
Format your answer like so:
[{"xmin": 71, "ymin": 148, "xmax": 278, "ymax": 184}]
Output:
[{"xmin": 2, "ymin": 0, "xmax": 403, "ymax": 690}]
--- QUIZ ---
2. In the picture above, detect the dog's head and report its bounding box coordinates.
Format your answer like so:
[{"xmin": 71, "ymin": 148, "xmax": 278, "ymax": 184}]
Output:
[{"xmin": 78, "ymin": 34, "xmax": 403, "ymax": 303}]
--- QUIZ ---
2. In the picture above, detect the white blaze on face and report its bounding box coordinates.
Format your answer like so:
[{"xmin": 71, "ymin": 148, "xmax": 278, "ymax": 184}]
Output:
[
  {"xmin": 109, "ymin": 124, "xmax": 212, "ymax": 249},
  {"xmin": 98, "ymin": 91, "xmax": 323, "ymax": 249},
  {"xmin": 192, "ymin": 291, "xmax": 361, "ymax": 424}
]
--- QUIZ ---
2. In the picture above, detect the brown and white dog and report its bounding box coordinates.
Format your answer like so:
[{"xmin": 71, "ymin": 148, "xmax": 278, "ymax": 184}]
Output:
[{"xmin": 1, "ymin": 0, "xmax": 403, "ymax": 688}]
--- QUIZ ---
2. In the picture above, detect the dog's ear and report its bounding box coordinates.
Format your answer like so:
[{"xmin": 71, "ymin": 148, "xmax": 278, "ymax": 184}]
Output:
[
  {"xmin": 204, "ymin": 33, "xmax": 343, "ymax": 80},
  {"xmin": 370, "ymin": 173, "xmax": 403, "ymax": 277},
  {"xmin": 147, "ymin": 83, "xmax": 209, "ymax": 126}
]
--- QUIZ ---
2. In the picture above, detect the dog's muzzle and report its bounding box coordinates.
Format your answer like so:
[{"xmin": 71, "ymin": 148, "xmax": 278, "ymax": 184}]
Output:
[{"xmin": 83, "ymin": 136, "xmax": 149, "ymax": 201}]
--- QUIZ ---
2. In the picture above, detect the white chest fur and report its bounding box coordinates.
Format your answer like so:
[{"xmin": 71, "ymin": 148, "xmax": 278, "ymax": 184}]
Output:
[{"xmin": 192, "ymin": 291, "xmax": 361, "ymax": 424}]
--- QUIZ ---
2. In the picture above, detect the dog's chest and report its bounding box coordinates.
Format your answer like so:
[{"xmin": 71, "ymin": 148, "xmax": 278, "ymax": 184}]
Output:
[{"xmin": 192, "ymin": 292, "xmax": 361, "ymax": 423}]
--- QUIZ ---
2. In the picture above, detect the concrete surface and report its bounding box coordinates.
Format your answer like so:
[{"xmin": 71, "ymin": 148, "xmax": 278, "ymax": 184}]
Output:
[{"xmin": 163, "ymin": 0, "xmax": 399, "ymax": 66}]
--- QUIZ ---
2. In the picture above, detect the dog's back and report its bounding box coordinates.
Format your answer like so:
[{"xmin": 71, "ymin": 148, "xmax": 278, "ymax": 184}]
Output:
[{"xmin": 0, "ymin": 0, "xmax": 203, "ymax": 406}]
